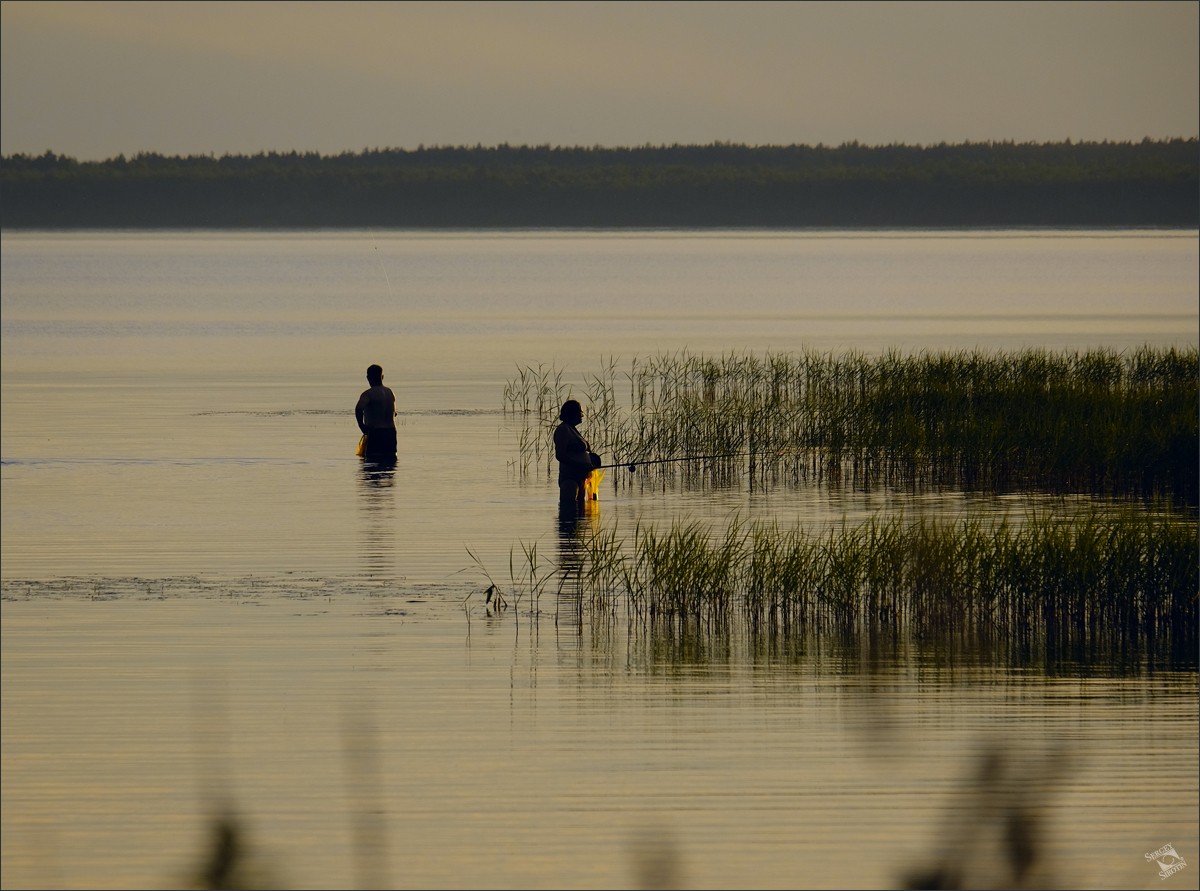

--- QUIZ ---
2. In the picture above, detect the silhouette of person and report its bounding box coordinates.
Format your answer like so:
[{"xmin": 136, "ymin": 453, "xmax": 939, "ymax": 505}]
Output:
[
  {"xmin": 355, "ymin": 364, "xmax": 397, "ymax": 463},
  {"xmin": 553, "ymin": 399, "xmax": 600, "ymax": 512}
]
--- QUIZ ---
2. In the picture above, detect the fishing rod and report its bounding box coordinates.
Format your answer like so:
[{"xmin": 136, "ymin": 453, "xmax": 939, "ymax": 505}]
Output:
[
  {"xmin": 598, "ymin": 451, "xmax": 752, "ymax": 473},
  {"xmin": 598, "ymin": 445, "xmax": 824, "ymax": 473}
]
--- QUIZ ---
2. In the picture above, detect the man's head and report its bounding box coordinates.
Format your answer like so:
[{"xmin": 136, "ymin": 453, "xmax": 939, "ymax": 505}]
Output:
[
  {"xmin": 366, "ymin": 364, "xmax": 384, "ymax": 386},
  {"xmin": 559, "ymin": 399, "xmax": 583, "ymax": 425}
]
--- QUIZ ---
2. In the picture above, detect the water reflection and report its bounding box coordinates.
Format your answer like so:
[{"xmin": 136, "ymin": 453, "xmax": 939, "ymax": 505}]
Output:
[
  {"xmin": 556, "ymin": 497, "xmax": 598, "ymax": 644},
  {"xmin": 356, "ymin": 458, "xmax": 397, "ymax": 577}
]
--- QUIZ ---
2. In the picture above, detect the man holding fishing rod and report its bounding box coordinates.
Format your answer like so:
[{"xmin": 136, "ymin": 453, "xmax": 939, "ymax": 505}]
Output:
[
  {"xmin": 554, "ymin": 399, "xmax": 602, "ymax": 512},
  {"xmin": 355, "ymin": 364, "xmax": 398, "ymax": 463}
]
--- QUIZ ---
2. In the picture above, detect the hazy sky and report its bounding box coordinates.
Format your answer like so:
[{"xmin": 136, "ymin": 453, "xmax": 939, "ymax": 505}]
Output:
[{"xmin": 2, "ymin": 0, "xmax": 1196, "ymax": 160}]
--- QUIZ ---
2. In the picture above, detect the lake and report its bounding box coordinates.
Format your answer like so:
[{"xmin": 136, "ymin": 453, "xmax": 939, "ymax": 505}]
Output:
[{"xmin": 2, "ymin": 229, "xmax": 1197, "ymax": 890}]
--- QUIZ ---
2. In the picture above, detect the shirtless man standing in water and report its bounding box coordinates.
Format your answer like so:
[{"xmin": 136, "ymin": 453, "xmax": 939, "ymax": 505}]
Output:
[{"xmin": 355, "ymin": 364, "xmax": 397, "ymax": 461}]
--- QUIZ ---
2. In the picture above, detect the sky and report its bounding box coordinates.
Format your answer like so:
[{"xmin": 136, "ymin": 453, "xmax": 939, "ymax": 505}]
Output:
[{"xmin": 1, "ymin": 0, "xmax": 1196, "ymax": 161}]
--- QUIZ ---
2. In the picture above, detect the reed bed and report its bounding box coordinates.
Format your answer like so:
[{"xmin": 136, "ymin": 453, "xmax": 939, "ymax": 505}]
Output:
[
  {"xmin": 492, "ymin": 509, "xmax": 1197, "ymax": 671},
  {"xmin": 503, "ymin": 346, "xmax": 1199, "ymax": 505}
]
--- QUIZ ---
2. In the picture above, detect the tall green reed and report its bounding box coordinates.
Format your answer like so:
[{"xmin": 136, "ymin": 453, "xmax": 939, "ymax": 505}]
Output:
[
  {"xmin": 538, "ymin": 510, "xmax": 1198, "ymax": 669},
  {"xmin": 504, "ymin": 347, "xmax": 1198, "ymax": 504}
]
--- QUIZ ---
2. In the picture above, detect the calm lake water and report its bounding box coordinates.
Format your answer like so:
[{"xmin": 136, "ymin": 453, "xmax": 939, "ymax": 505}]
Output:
[{"xmin": 2, "ymin": 230, "xmax": 1197, "ymax": 890}]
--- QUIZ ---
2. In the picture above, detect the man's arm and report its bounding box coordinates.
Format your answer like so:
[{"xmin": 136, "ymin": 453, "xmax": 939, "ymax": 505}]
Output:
[{"xmin": 355, "ymin": 393, "xmax": 369, "ymax": 434}]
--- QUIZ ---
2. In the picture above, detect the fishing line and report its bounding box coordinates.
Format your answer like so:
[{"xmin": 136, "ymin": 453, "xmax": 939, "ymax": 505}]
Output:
[{"xmin": 369, "ymin": 228, "xmax": 394, "ymax": 298}]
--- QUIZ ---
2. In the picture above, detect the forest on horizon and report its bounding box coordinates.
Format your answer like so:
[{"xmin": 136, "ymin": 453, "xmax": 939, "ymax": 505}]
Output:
[{"xmin": 1, "ymin": 138, "xmax": 1196, "ymax": 229}]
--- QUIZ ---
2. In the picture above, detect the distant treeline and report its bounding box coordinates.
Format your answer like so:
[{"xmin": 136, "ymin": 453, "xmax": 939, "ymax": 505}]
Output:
[{"xmin": 1, "ymin": 139, "xmax": 1196, "ymax": 229}]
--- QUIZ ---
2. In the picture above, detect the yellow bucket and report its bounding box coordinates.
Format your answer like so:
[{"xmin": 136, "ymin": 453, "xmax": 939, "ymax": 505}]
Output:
[{"xmin": 584, "ymin": 469, "xmax": 605, "ymax": 500}]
